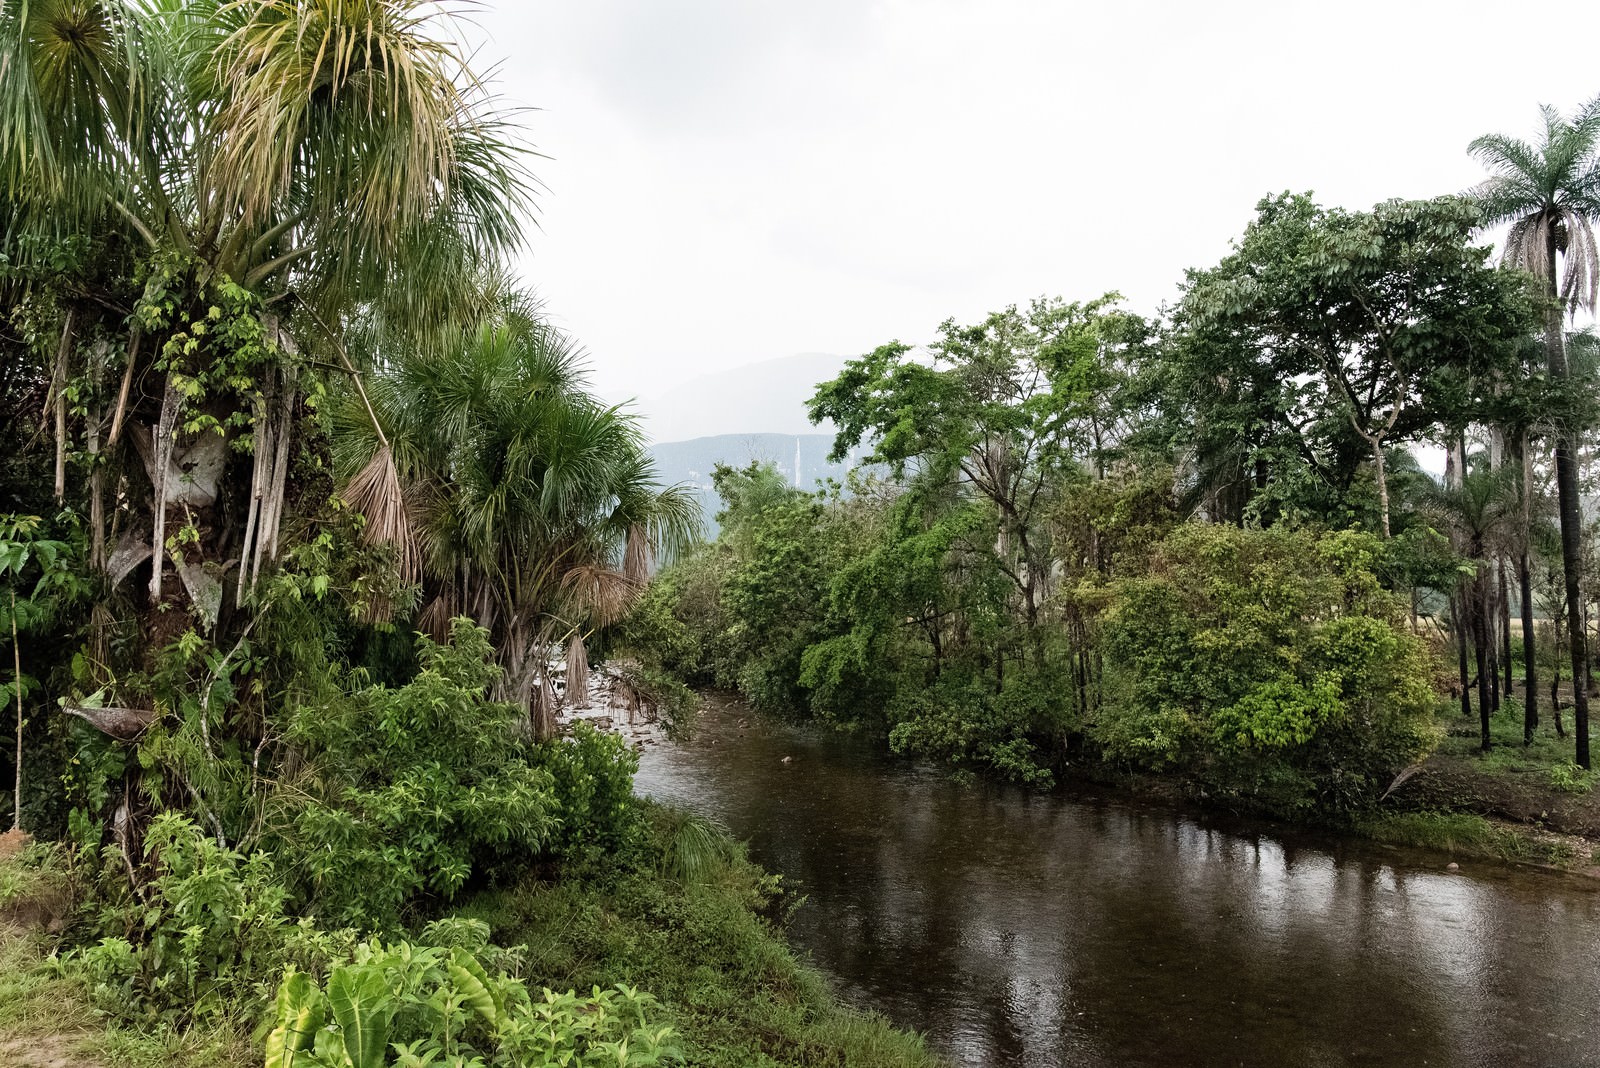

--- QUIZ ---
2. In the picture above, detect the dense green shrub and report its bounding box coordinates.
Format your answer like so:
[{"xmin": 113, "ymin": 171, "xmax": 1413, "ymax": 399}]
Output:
[
  {"xmin": 72, "ymin": 814, "xmax": 319, "ymax": 1023},
  {"xmin": 534, "ymin": 722, "xmax": 642, "ymax": 868},
  {"xmin": 1094, "ymin": 525, "xmax": 1439, "ymax": 817},
  {"xmin": 280, "ymin": 621, "xmax": 555, "ymax": 928}
]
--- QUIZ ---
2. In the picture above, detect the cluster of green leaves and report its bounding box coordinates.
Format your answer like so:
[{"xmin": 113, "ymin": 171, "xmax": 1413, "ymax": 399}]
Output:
[
  {"xmin": 70, "ymin": 814, "xmax": 340, "ymax": 1024},
  {"xmin": 264, "ymin": 933, "xmax": 680, "ymax": 1068},
  {"xmin": 1094, "ymin": 525, "xmax": 1439, "ymax": 816},
  {"xmin": 280, "ymin": 620, "xmax": 555, "ymax": 929}
]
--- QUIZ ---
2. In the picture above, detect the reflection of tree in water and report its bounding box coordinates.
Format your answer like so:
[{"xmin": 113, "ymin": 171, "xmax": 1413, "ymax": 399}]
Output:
[{"xmin": 636, "ymin": 701, "xmax": 1600, "ymax": 1068}]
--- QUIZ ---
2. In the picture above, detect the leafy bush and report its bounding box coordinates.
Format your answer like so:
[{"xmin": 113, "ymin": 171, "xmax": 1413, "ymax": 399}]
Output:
[
  {"xmin": 72, "ymin": 814, "xmax": 305, "ymax": 1022},
  {"xmin": 1549, "ymin": 761, "xmax": 1593, "ymax": 794},
  {"xmin": 1094, "ymin": 525, "xmax": 1439, "ymax": 818},
  {"xmin": 262, "ymin": 935, "xmax": 681, "ymax": 1068},
  {"xmin": 534, "ymin": 722, "xmax": 642, "ymax": 868},
  {"xmin": 280, "ymin": 621, "xmax": 555, "ymax": 928}
]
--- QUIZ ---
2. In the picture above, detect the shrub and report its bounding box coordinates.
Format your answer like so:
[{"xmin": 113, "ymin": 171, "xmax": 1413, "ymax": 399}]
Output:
[
  {"xmin": 280, "ymin": 621, "xmax": 556, "ymax": 929},
  {"xmin": 72, "ymin": 814, "xmax": 302, "ymax": 1023},
  {"xmin": 534, "ymin": 723, "xmax": 642, "ymax": 868},
  {"xmin": 1094, "ymin": 525, "xmax": 1439, "ymax": 818}
]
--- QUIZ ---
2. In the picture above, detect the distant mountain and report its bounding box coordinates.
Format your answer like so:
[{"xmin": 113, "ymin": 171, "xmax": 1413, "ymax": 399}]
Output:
[
  {"xmin": 634, "ymin": 352, "xmax": 848, "ymax": 444},
  {"xmin": 649, "ymin": 432, "xmax": 859, "ymax": 533}
]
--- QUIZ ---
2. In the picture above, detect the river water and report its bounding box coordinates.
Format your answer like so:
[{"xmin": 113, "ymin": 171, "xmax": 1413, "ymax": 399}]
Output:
[{"xmin": 634, "ymin": 695, "xmax": 1600, "ymax": 1068}]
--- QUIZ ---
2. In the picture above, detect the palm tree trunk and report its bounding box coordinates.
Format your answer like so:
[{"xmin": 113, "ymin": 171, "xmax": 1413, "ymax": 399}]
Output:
[
  {"xmin": 1474, "ymin": 578, "xmax": 1492, "ymax": 750},
  {"xmin": 1517, "ymin": 433, "xmax": 1538, "ymax": 742},
  {"xmin": 1545, "ymin": 267, "xmax": 1590, "ymax": 767},
  {"xmin": 1454, "ymin": 591, "xmax": 1472, "ymax": 719}
]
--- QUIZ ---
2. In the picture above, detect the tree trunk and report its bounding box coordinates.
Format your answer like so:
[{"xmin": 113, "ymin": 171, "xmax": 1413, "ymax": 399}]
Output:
[
  {"xmin": 1517, "ymin": 434, "xmax": 1538, "ymax": 742},
  {"xmin": 1454, "ymin": 592, "xmax": 1472, "ymax": 719},
  {"xmin": 1372, "ymin": 438, "xmax": 1391, "ymax": 538},
  {"xmin": 1499, "ymin": 558, "xmax": 1513, "ymax": 702},
  {"xmin": 10, "ymin": 590, "xmax": 21, "ymax": 832},
  {"xmin": 1546, "ymin": 269, "xmax": 1590, "ymax": 767},
  {"xmin": 1474, "ymin": 573, "xmax": 1492, "ymax": 751}
]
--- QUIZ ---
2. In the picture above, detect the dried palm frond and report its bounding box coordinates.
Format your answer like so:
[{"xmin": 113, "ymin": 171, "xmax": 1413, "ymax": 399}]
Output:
[
  {"xmin": 623, "ymin": 523, "xmax": 655, "ymax": 586},
  {"xmin": 343, "ymin": 445, "xmax": 418, "ymax": 584},
  {"xmin": 418, "ymin": 590, "xmax": 457, "ymax": 643},
  {"xmin": 560, "ymin": 562, "xmax": 639, "ymax": 628},
  {"xmin": 529, "ymin": 668, "xmax": 560, "ymax": 742},
  {"xmin": 565, "ymin": 633, "xmax": 591, "ymax": 709}
]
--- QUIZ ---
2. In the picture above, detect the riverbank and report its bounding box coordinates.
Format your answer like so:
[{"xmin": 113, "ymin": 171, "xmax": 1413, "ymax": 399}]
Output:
[{"xmin": 0, "ymin": 801, "xmax": 942, "ymax": 1068}]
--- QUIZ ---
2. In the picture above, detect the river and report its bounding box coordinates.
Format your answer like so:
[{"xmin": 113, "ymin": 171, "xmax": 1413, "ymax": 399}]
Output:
[{"xmin": 634, "ymin": 694, "xmax": 1600, "ymax": 1068}]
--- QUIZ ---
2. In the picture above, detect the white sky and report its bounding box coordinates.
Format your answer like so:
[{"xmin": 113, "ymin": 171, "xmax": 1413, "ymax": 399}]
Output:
[{"xmin": 461, "ymin": 0, "xmax": 1600, "ymax": 411}]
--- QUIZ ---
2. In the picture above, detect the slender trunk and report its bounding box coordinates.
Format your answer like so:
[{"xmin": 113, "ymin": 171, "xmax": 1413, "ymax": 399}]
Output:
[
  {"xmin": 1491, "ymin": 559, "xmax": 1504, "ymax": 700},
  {"xmin": 11, "ymin": 590, "xmax": 21, "ymax": 832},
  {"xmin": 51, "ymin": 312, "xmax": 74, "ymax": 504},
  {"xmin": 1474, "ymin": 572, "xmax": 1492, "ymax": 750},
  {"xmin": 1373, "ymin": 440, "xmax": 1391, "ymax": 538},
  {"xmin": 1547, "ymin": 280, "xmax": 1590, "ymax": 766},
  {"xmin": 1518, "ymin": 434, "xmax": 1538, "ymax": 742},
  {"xmin": 1454, "ymin": 592, "xmax": 1472, "ymax": 719},
  {"xmin": 148, "ymin": 378, "xmax": 181, "ymax": 604}
]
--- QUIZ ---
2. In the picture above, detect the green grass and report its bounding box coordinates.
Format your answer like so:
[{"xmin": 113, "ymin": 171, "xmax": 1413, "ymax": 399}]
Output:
[
  {"xmin": 1432, "ymin": 695, "xmax": 1598, "ymax": 775},
  {"xmin": 1358, "ymin": 810, "xmax": 1576, "ymax": 867},
  {"xmin": 458, "ymin": 806, "xmax": 945, "ymax": 1068}
]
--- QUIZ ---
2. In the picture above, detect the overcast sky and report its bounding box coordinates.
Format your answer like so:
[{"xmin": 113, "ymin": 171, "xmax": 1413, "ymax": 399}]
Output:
[{"xmin": 460, "ymin": 1, "xmax": 1600, "ymax": 410}]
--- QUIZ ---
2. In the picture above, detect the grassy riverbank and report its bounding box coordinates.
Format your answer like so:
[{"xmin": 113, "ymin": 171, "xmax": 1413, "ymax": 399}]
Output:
[{"xmin": 0, "ymin": 803, "xmax": 941, "ymax": 1068}]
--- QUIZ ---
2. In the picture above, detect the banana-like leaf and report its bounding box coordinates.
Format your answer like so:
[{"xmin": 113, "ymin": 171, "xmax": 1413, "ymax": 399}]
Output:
[
  {"xmin": 448, "ymin": 948, "xmax": 503, "ymax": 1029},
  {"xmin": 326, "ymin": 966, "xmax": 396, "ymax": 1068},
  {"xmin": 263, "ymin": 970, "xmax": 325, "ymax": 1068}
]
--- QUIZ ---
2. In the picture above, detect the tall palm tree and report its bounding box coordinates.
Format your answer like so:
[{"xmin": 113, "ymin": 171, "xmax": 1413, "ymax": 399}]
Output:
[
  {"xmin": 0, "ymin": 0, "xmax": 530, "ymax": 623},
  {"xmin": 334, "ymin": 295, "xmax": 701, "ymax": 739},
  {"xmin": 1470, "ymin": 99, "xmax": 1600, "ymax": 767}
]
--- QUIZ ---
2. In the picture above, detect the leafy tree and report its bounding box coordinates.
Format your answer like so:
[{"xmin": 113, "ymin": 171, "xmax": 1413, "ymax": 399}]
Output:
[
  {"xmin": 1174, "ymin": 194, "xmax": 1534, "ymax": 535},
  {"xmin": 810, "ymin": 295, "xmax": 1150, "ymax": 661},
  {"xmin": 1471, "ymin": 99, "xmax": 1600, "ymax": 766}
]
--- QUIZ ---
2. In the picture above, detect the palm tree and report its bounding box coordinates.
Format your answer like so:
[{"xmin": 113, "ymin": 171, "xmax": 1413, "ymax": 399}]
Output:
[
  {"xmin": 1470, "ymin": 99, "xmax": 1600, "ymax": 767},
  {"xmin": 1420, "ymin": 459, "xmax": 1521, "ymax": 751},
  {"xmin": 334, "ymin": 295, "xmax": 701, "ymax": 739},
  {"xmin": 0, "ymin": 0, "xmax": 530, "ymax": 623}
]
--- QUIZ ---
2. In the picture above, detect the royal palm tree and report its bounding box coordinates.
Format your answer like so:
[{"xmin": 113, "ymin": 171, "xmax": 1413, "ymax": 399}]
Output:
[
  {"xmin": 1471, "ymin": 99, "xmax": 1600, "ymax": 767},
  {"xmin": 334, "ymin": 295, "xmax": 700, "ymax": 739}
]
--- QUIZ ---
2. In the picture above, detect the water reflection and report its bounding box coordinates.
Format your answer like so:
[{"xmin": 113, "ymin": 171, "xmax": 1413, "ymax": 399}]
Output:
[{"xmin": 635, "ymin": 696, "xmax": 1600, "ymax": 1067}]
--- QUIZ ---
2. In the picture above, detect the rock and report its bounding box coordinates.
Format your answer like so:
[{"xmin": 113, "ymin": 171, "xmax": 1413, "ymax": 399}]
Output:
[{"xmin": 1446, "ymin": 862, "xmax": 1460, "ymax": 872}]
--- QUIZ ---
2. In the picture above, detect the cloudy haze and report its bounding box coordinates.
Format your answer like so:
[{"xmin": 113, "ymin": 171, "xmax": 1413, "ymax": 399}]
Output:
[{"xmin": 461, "ymin": 1, "xmax": 1600, "ymax": 434}]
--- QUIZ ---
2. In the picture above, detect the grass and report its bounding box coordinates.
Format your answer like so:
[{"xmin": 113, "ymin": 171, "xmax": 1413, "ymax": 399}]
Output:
[
  {"xmin": 1357, "ymin": 810, "xmax": 1577, "ymax": 867},
  {"xmin": 458, "ymin": 804, "xmax": 945, "ymax": 1068},
  {"xmin": 0, "ymin": 845, "xmax": 251, "ymax": 1068}
]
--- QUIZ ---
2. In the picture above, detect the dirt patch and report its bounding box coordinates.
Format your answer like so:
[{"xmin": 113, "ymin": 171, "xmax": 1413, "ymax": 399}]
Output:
[
  {"xmin": 1402, "ymin": 754, "xmax": 1600, "ymax": 838},
  {"xmin": 0, "ymin": 1035, "xmax": 102, "ymax": 1068},
  {"xmin": 0, "ymin": 829, "xmax": 33, "ymax": 859}
]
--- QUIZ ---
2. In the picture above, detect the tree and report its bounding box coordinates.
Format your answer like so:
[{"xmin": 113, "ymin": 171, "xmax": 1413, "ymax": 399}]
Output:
[
  {"xmin": 809, "ymin": 295, "xmax": 1149, "ymax": 665},
  {"xmin": 1471, "ymin": 99, "xmax": 1600, "ymax": 766},
  {"xmin": 1176, "ymin": 194, "xmax": 1535, "ymax": 537},
  {"xmin": 332, "ymin": 298, "xmax": 699, "ymax": 738},
  {"xmin": 1418, "ymin": 462, "xmax": 1521, "ymax": 751},
  {"xmin": 0, "ymin": 0, "xmax": 530, "ymax": 637}
]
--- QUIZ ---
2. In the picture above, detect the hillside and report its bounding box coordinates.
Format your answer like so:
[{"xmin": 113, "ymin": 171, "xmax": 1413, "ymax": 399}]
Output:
[{"xmin": 649, "ymin": 432, "xmax": 857, "ymax": 532}]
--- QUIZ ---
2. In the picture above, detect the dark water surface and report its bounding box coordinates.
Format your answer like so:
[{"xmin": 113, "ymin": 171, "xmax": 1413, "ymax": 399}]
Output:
[{"xmin": 634, "ymin": 695, "xmax": 1600, "ymax": 1068}]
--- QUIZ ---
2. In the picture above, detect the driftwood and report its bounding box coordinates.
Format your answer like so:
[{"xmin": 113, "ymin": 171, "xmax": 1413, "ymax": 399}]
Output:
[{"xmin": 64, "ymin": 704, "xmax": 156, "ymax": 740}]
